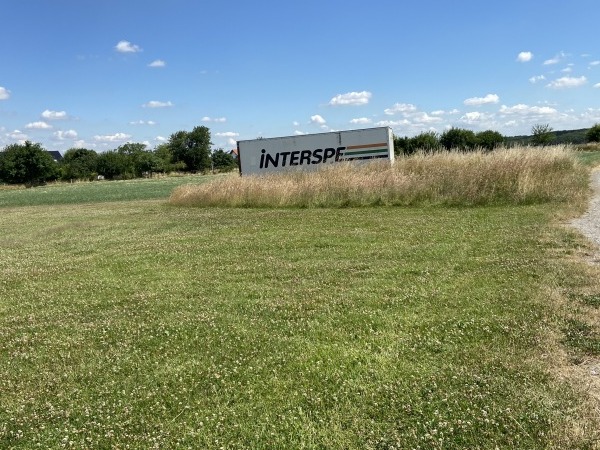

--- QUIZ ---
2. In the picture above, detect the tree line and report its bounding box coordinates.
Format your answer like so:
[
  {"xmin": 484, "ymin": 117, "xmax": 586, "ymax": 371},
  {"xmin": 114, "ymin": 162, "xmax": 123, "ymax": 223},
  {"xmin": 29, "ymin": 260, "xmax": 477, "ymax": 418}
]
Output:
[
  {"xmin": 0, "ymin": 125, "xmax": 238, "ymax": 186},
  {"xmin": 394, "ymin": 123, "xmax": 600, "ymax": 156},
  {"xmin": 3, "ymin": 123, "xmax": 600, "ymax": 186}
]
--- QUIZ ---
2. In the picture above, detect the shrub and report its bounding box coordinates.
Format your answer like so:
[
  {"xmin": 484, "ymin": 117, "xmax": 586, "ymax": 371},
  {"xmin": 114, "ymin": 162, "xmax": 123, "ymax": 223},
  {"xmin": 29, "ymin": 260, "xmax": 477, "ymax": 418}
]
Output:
[
  {"xmin": 440, "ymin": 127, "xmax": 477, "ymax": 150},
  {"xmin": 585, "ymin": 123, "xmax": 600, "ymax": 143},
  {"xmin": 476, "ymin": 130, "xmax": 505, "ymax": 150}
]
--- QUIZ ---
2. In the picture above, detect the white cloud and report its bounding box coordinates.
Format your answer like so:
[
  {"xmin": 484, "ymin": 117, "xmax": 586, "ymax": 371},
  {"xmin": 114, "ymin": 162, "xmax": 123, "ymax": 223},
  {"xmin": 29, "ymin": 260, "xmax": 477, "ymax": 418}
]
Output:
[
  {"xmin": 201, "ymin": 116, "xmax": 226, "ymax": 123},
  {"xmin": 546, "ymin": 76, "xmax": 587, "ymax": 89},
  {"xmin": 329, "ymin": 91, "xmax": 372, "ymax": 106},
  {"xmin": 25, "ymin": 121, "xmax": 52, "ymax": 130},
  {"xmin": 561, "ymin": 66, "xmax": 573, "ymax": 73},
  {"xmin": 310, "ymin": 114, "xmax": 326, "ymax": 125},
  {"xmin": 155, "ymin": 136, "xmax": 168, "ymax": 143},
  {"xmin": 215, "ymin": 132, "xmax": 239, "ymax": 137},
  {"xmin": 0, "ymin": 86, "xmax": 10, "ymax": 100},
  {"xmin": 7, "ymin": 130, "xmax": 28, "ymax": 141},
  {"xmin": 292, "ymin": 121, "xmax": 300, "ymax": 127},
  {"xmin": 41, "ymin": 109, "xmax": 68, "ymax": 120},
  {"xmin": 529, "ymin": 75, "xmax": 546, "ymax": 84},
  {"xmin": 227, "ymin": 138, "xmax": 237, "ymax": 146},
  {"xmin": 384, "ymin": 103, "xmax": 417, "ymax": 115},
  {"xmin": 129, "ymin": 120, "xmax": 156, "ymax": 125},
  {"xmin": 93, "ymin": 133, "xmax": 132, "ymax": 143},
  {"xmin": 115, "ymin": 40, "xmax": 142, "ymax": 53},
  {"xmin": 148, "ymin": 59, "xmax": 165, "ymax": 68},
  {"xmin": 294, "ymin": 130, "xmax": 306, "ymax": 135},
  {"xmin": 590, "ymin": 61, "xmax": 600, "ymax": 67},
  {"xmin": 544, "ymin": 51, "xmax": 566, "ymax": 65},
  {"xmin": 375, "ymin": 119, "xmax": 411, "ymax": 127},
  {"xmin": 499, "ymin": 104, "xmax": 557, "ymax": 115},
  {"xmin": 411, "ymin": 112, "xmax": 443, "ymax": 124},
  {"xmin": 594, "ymin": 83, "xmax": 600, "ymax": 89},
  {"xmin": 142, "ymin": 100, "xmax": 173, "ymax": 108},
  {"xmin": 517, "ymin": 51, "xmax": 533, "ymax": 62},
  {"xmin": 463, "ymin": 94, "xmax": 499, "ymax": 106},
  {"xmin": 54, "ymin": 130, "xmax": 78, "ymax": 140},
  {"xmin": 350, "ymin": 117, "xmax": 372, "ymax": 125}
]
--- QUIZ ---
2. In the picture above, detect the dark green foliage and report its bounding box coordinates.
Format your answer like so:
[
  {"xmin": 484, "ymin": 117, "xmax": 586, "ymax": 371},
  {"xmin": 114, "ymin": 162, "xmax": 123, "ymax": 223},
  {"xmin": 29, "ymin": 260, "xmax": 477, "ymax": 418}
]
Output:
[
  {"xmin": 394, "ymin": 132, "xmax": 440, "ymax": 156},
  {"xmin": 0, "ymin": 141, "xmax": 58, "ymax": 185},
  {"xmin": 476, "ymin": 130, "xmax": 504, "ymax": 150},
  {"xmin": 96, "ymin": 150, "xmax": 131, "ymax": 180},
  {"xmin": 168, "ymin": 126, "xmax": 212, "ymax": 172},
  {"xmin": 585, "ymin": 123, "xmax": 600, "ymax": 143},
  {"xmin": 531, "ymin": 124, "xmax": 555, "ymax": 146},
  {"xmin": 211, "ymin": 148, "xmax": 237, "ymax": 172},
  {"xmin": 411, "ymin": 131, "xmax": 440, "ymax": 152},
  {"xmin": 60, "ymin": 148, "xmax": 98, "ymax": 181},
  {"xmin": 440, "ymin": 127, "xmax": 478, "ymax": 150}
]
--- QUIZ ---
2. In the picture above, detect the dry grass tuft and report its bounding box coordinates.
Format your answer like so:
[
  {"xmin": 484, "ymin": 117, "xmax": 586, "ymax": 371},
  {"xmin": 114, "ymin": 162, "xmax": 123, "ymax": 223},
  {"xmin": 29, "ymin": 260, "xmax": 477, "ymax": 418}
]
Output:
[{"xmin": 170, "ymin": 145, "xmax": 589, "ymax": 208}]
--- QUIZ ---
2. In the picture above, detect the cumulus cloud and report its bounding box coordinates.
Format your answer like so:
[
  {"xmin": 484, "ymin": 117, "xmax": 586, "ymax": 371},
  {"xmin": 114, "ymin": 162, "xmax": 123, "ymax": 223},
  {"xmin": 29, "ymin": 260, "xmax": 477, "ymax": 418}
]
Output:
[
  {"xmin": 215, "ymin": 132, "xmax": 239, "ymax": 138},
  {"xmin": 93, "ymin": 133, "xmax": 132, "ymax": 143},
  {"xmin": 0, "ymin": 86, "xmax": 10, "ymax": 100},
  {"xmin": 25, "ymin": 121, "xmax": 52, "ymax": 130},
  {"xmin": 148, "ymin": 59, "xmax": 165, "ymax": 68},
  {"xmin": 294, "ymin": 130, "xmax": 306, "ymax": 135},
  {"xmin": 546, "ymin": 76, "xmax": 587, "ymax": 89},
  {"xmin": 350, "ymin": 117, "xmax": 372, "ymax": 125},
  {"xmin": 54, "ymin": 130, "xmax": 78, "ymax": 140},
  {"xmin": 142, "ymin": 100, "xmax": 173, "ymax": 108},
  {"xmin": 310, "ymin": 114, "xmax": 326, "ymax": 125},
  {"xmin": 41, "ymin": 109, "xmax": 68, "ymax": 120},
  {"xmin": 384, "ymin": 103, "xmax": 417, "ymax": 115},
  {"xmin": 329, "ymin": 91, "xmax": 372, "ymax": 106},
  {"xmin": 463, "ymin": 94, "xmax": 499, "ymax": 106},
  {"xmin": 129, "ymin": 120, "xmax": 156, "ymax": 125},
  {"xmin": 201, "ymin": 116, "xmax": 226, "ymax": 123},
  {"xmin": 517, "ymin": 51, "xmax": 533, "ymax": 62},
  {"xmin": 7, "ymin": 130, "xmax": 28, "ymax": 141},
  {"xmin": 529, "ymin": 75, "xmax": 546, "ymax": 84},
  {"xmin": 544, "ymin": 51, "xmax": 566, "ymax": 65},
  {"xmin": 115, "ymin": 40, "xmax": 142, "ymax": 53},
  {"xmin": 499, "ymin": 104, "xmax": 557, "ymax": 115},
  {"xmin": 594, "ymin": 83, "xmax": 600, "ymax": 89}
]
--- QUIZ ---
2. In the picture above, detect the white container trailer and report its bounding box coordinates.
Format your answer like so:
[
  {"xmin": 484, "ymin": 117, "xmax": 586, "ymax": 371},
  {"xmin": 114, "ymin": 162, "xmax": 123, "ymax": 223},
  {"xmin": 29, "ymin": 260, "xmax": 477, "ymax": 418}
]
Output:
[{"xmin": 237, "ymin": 127, "xmax": 394, "ymax": 176}]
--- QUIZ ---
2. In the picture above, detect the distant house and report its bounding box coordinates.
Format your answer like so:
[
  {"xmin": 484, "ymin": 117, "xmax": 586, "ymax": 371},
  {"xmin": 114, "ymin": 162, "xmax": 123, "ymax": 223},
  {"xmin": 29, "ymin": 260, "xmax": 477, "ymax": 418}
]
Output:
[
  {"xmin": 229, "ymin": 148, "xmax": 238, "ymax": 159},
  {"xmin": 47, "ymin": 151, "xmax": 63, "ymax": 162}
]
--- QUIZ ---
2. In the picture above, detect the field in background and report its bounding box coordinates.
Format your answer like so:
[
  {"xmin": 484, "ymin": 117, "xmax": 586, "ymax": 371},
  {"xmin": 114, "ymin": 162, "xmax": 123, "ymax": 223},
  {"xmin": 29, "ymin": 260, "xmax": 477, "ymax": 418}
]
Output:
[
  {"xmin": 1, "ymin": 147, "xmax": 599, "ymax": 448},
  {"xmin": 0, "ymin": 173, "xmax": 217, "ymax": 208}
]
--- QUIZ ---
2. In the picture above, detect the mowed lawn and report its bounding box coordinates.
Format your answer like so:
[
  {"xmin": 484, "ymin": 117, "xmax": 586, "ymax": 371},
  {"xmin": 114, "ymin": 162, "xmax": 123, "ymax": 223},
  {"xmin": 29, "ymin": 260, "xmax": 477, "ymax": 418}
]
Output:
[{"xmin": 0, "ymin": 180, "xmax": 596, "ymax": 448}]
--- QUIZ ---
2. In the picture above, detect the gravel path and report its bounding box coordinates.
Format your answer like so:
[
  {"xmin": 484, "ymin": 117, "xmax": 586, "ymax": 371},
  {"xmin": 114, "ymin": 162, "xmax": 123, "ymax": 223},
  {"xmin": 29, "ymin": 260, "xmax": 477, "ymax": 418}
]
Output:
[{"xmin": 571, "ymin": 170, "xmax": 600, "ymax": 261}]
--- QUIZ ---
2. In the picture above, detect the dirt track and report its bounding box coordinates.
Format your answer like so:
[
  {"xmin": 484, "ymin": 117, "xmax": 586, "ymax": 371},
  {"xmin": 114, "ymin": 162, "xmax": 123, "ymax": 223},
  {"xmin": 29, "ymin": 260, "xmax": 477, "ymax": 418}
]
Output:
[{"xmin": 571, "ymin": 170, "xmax": 600, "ymax": 263}]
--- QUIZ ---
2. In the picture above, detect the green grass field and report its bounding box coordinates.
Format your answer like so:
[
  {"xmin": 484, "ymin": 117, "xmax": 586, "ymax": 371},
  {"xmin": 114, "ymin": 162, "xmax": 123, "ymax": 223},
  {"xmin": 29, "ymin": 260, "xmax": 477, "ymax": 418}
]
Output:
[{"xmin": 1, "ymin": 154, "xmax": 599, "ymax": 448}]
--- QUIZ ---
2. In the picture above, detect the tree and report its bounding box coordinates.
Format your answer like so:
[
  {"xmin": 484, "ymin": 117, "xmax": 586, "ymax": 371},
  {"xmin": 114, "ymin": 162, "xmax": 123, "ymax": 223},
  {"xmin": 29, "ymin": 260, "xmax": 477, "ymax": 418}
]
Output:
[
  {"xmin": 410, "ymin": 131, "xmax": 440, "ymax": 152},
  {"xmin": 168, "ymin": 126, "xmax": 212, "ymax": 172},
  {"xmin": 476, "ymin": 130, "xmax": 505, "ymax": 151},
  {"xmin": 60, "ymin": 148, "xmax": 98, "ymax": 181},
  {"xmin": 0, "ymin": 141, "xmax": 58, "ymax": 186},
  {"xmin": 531, "ymin": 123, "xmax": 555, "ymax": 146},
  {"xmin": 586, "ymin": 123, "xmax": 600, "ymax": 143},
  {"xmin": 211, "ymin": 149, "xmax": 237, "ymax": 172},
  {"xmin": 116, "ymin": 142, "xmax": 152, "ymax": 177},
  {"xmin": 440, "ymin": 127, "xmax": 477, "ymax": 151},
  {"xmin": 96, "ymin": 150, "xmax": 130, "ymax": 179}
]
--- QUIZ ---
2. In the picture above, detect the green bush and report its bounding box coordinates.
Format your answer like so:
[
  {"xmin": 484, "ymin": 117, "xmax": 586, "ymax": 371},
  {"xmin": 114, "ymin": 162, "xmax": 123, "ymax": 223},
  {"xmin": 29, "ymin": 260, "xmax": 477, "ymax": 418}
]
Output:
[
  {"xmin": 440, "ymin": 127, "xmax": 478, "ymax": 150},
  {"xmin": 586, "ymin": 123, "xmax": 600, "ymax": 143}
]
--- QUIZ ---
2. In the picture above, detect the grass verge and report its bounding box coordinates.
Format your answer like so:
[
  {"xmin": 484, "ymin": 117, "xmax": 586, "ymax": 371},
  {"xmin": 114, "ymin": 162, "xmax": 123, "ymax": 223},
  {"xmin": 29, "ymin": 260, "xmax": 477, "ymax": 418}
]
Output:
[{"xmin": 0, "ymin": 198, "xmax": 598, "ymax": 447}]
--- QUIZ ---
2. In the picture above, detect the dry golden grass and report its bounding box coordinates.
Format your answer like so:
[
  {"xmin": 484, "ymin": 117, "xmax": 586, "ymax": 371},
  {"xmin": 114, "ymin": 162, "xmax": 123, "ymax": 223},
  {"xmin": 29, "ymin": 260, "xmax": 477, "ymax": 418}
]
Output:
[{"xmin": 169, "ymin": 145, "xmax": 589, "ymax": 208}]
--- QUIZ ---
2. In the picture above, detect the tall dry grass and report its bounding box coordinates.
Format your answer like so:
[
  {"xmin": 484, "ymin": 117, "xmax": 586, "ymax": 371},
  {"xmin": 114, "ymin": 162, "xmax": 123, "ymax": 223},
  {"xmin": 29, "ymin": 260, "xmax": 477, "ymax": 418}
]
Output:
[{"xmin": 169, "ymin": 145, "xmax": 589, "ymax": 208}]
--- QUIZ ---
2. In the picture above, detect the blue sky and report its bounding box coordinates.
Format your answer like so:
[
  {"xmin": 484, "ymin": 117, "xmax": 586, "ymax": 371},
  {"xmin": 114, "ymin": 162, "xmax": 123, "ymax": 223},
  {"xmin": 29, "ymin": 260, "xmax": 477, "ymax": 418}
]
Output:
[{"xmin": 1, "ymin": 0, "xmax": 599, "ymax": 153}]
